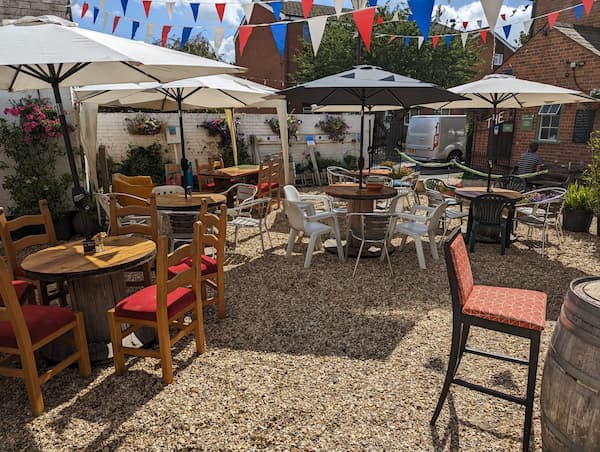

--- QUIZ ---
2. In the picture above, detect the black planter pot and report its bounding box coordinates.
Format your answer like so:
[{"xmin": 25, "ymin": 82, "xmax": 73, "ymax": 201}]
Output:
[
  {"xmin": 563, "ymin": 207, "xmax": 593, "ymax": 233},
  {"xmin": 53, "ymin": 211, "xmax": 76, "ymax": 241}
]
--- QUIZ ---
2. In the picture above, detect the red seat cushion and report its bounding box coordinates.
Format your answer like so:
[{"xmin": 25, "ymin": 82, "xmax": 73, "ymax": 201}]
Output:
[
  {"xmin": 114, "ymin": 285, "xmax": 196, "ymax": 322},
  {"xmin": 449, "ymin": 233, "xmax": 474, "ymax": 304},
  {"xmin": 167, "ymin": 255, "xmax": 218, "ymax": 278},
  {"xmin": 0, "ymin": 280, "xmax": 33, "ymax": 307},
  {"xmin": 463, "ymin": 285, "xmax": 547, "ymax": 331},
  {"xmin": 0, "ymin": 305, "xmax": 75, "ymax": 348}
]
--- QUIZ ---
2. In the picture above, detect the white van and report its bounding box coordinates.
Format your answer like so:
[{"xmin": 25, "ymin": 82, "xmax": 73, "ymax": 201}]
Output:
[{"xmin": 405, "ymin": 115, "xmax": 467, "ymax": 162}]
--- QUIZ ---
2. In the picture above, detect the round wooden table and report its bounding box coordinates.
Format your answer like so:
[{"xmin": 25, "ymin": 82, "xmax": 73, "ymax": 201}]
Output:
[
  {"xmin": 21, "ymin": 236, "xmax": 157, "ymax": 361},
  {"xmin": 324, "ymin": 184, "xmax": 398, "ymax": 257},
  {"xmin": 155, "ymin": 192, "xmax": 226, "ymax": 211}
]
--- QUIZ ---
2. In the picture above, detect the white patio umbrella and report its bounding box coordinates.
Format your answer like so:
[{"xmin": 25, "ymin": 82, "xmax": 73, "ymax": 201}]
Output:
[
  {"xmin": 419, "ymin": 74, "xmax": 596, "ymax": 189},
  {"xmin": 0, "ymin": 15, "xmax": 244, "ymax": 201}
]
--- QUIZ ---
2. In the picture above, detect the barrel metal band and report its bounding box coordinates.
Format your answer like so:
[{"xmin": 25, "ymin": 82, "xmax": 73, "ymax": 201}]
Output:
[
  {"xmin": 561, "ymin": 303, "xmax": 600, "ymax": 348},
  {"xmin": 548, "ymin": 343, "xmax": 600, "ymax": 393}
]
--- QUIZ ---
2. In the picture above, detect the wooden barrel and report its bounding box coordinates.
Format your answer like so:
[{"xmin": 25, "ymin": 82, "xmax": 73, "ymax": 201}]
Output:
[{"xmin": 540, "ymin": 276, "xmax": 600, "ymax": 451}]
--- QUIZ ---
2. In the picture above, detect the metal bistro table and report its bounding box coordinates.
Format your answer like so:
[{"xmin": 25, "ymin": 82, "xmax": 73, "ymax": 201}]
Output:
[
  {"xmin": 454, "ymin": 186, "xmax": 523, "ymax": 245},
  {"xmin": 324, "ymin": 183, "xmax": 398, "ymax": 257},
  {"xmin": 196, "ymin": 165, "xmax": 260, "ymax": 191},
  {"xmin": 21, "ymin": 236, "xmax": 157, "ymax": 362},
  {"xmin": 155, "ymin": 192, "xmax": 226, "ymax": 211}
]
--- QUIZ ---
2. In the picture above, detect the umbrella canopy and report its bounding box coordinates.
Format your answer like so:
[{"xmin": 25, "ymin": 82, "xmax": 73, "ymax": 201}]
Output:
[
  {"xmin": 0, "ymin": 15, "xmax": 244, "ymax": 201},
  {"xmin": 420, "ymin": 74, "xmax": 596, "ymax": 110},
  {"xmin": 419, "ymin": 74, "xmax": 597, "ymax": 190},
  {"xmin": 278, "ymin": 65, "xmax": 465, "ymax": 187},
  {"xmin": 75, "ymin": 74, "xmax": 282, "ymax": 172}
]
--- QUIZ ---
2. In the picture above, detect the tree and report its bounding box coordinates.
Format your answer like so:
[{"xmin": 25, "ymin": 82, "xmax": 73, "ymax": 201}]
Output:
[
  {"xmin": 291, "ymin": 7, "xmax": 481, "ymax": 88},
  {"xmin": 164, "ymin": 34, "xmax": 219, "ymax": 60}
]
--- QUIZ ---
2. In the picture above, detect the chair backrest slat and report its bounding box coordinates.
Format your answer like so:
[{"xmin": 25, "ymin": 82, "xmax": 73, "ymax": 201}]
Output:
[
  {"xmin": 470, "ymin": 194, "xmax": 512, "ymax": 226},
  {"xmin": 0, "ymin": 257, "xmax": 33, "ymax": 350},
  {"xmin": 444, "ymin": 228, "xmax": 475, "ymax": 310},
  {"xmin": 109, "ymin": 193, "xmax": 158, "ymax": 243}
]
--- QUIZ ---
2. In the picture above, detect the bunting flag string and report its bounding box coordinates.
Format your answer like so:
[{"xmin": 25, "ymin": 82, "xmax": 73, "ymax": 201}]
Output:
[
  {"xmin": 301, "ymin": 0, "xmax": 313, "ymax": 19},
  {"xmin": 238, "ymin": 25, "xmax": 253, "ymax": 56},
  {"xmin": 431, "ymin": 35, "xmax": 439, "ymax": 48},
  {"xmin": 307, "ymin": 16, "xmax": 327, "ymax": 55},
  {"xmin": 215, "ymin": 3, "xmax": 226, "ymax": 23},
  {"xmin": 352, "ymin": 7, "xmax": 376, "ymax": 51},
  {"xmin": 271, "ymin": 1, "xmax": 283, "ymax": 21}
]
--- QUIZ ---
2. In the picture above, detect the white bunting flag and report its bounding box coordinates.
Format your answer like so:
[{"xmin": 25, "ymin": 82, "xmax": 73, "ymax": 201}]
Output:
[
  {"xmin": 165, "ymin": 1, "xmax": 175, "ymax": 20},
  {"xmin": 99, "ymin": 0, "xmax": 105, "ymax": 10},
  {"xmin": 101, "ymin": 12, "xmax": 109, "ymax": 31},
  {"xmin": 417, "ymin": 36, "xmax": 424, "ymax": 49},
  {"xmin": 242, "ymin": 3, "xmax": 254, "ymax": 23},
  {"xmin": 213, "ymin": 26, "xmax": 225, "ymax": 53},
  {"xmin": 307, "ymin": 16, "xmax": 328, "ymax": 55},
  {"xmin": 522, "ymin": 19, "xmax": 532, "ymax": 35},
  {"xmin": 477, "ymin": 19, "xmax": 482, "ymax": 28},
  {"xmin": 351, "ymin": 0, "xmax": 360, "ymax": 9},
  {"xmin": 333, "ymin": 0, "xmax": 344, "ymax": 16},
  {"xmin": 392, "ymin": 12, "xmax": 399, "ymax": 22},
  {"xmin": 480, "ymin": 0, "xmax": 503, "ymax": 31},
  {"xmin": 461, "ymin": 32, "xmax": 468, "ymax": 47},
  {"xmin": 145, "ymin": 23, "xmax": 155, "ymax": 43}
]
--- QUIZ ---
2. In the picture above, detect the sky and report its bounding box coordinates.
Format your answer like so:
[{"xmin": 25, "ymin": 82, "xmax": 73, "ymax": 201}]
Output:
[{"xmin": 71, "ymin": 0, "xmax": 533, "ymax": 63}]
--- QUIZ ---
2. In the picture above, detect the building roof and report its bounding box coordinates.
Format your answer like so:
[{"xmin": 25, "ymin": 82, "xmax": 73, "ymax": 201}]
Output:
[
  {"xmin": 281, "ymin": 1, "xmax": 343, "ymax": 18},
  {"xmin": 554, "ymin": 22, "xmax": 600, "ymax": 58}
]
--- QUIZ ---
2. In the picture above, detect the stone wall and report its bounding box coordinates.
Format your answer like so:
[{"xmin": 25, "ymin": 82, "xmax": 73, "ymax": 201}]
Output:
[{"xmin": 0, "ymin": 0, "xmax": 71, "ymax": 21}]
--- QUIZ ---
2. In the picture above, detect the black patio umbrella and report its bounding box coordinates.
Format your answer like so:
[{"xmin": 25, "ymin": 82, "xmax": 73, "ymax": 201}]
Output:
[{"xmin": 278, "ymin": 65, "xmax": 466, "ymax": 188}]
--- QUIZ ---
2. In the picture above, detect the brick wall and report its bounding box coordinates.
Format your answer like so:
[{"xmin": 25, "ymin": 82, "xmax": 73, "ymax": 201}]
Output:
[
  {"xmin": 470, "ymin": 27, "xmax": 600, "ymax": 171},
  {"xmin": 97, "ymin": 112, "xmax": 363, "ymax": 169},
  {"xmin": 0, "ymin": 0, "xmax": 71, "ymax": 21},
  {"xmin": 533, "ymin": 0, "xmax": 600, "ymax": 34}
]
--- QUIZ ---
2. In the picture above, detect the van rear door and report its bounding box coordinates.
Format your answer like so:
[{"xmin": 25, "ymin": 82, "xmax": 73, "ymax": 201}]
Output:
[{"xmin": 405, "ymin": 116, "xmax": 439, "ymax": 160}]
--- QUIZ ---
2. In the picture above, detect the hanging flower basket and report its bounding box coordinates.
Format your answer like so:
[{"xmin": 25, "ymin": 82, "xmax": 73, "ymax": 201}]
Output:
[
  {"xmin": 266, "ymin": 115, "xmax": 301, "ymax": 140},
  {"xmin": 316, "ymin": 115, "xmax": 349, "ymax": 142},
  {"xmin": 125, "ymin": 113, "xmax": 164, "ymax": 135}
]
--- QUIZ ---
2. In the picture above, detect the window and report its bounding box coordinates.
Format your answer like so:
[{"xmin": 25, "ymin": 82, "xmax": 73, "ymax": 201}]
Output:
[
  {"xmin": 302, "ymin": 23, "xmax": 310, "ymax": 42},
  {"xmin": 493, "ymin": 53, "xmax": 504, "ymax": 66},
  {"xmin": 537, "ymin": 104, "xmax": 561, "ymax": 142}
]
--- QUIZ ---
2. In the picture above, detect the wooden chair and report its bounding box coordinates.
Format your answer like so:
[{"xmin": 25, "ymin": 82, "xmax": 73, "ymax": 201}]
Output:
[
  {"xmin": 195, "ymin": 159, "xmax": 217, "ymax": 192},
  {"xmin": 109, "ymin": 193, "xmax": 158, "ymax": 286},
  {"xmin": 0, "ymin": 200, "xmax": 67, "ymax": 306},
  {"xmin": 209, "ymin": 155, "xmax": 225, "ymax": 170},
  {"xmin": 431, "ymin": 228, "xmax": 546, "ymax": 451},
  {"xmin": 256, "ymin": 158, "xmax": 281, "ymax": 211},
  {"xmin": 168, "ymin": 203, "xmax": 227, "ymax": 318},
  {"xmin": 111, "ymin": 173, "xmax": 154, "ymax": 206},
  {"xmin": 0, "ymin": 256, "xmax": 90, "ymax": 416},
  {"xmin": 107, "ymin": 227, "xmax": 205, "ymax": 384}
]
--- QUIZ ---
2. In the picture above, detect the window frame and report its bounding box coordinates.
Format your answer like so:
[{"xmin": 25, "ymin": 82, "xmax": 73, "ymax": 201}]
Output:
[{"xmin": 537, "ymin": 104, "xmax": 562, "ymax": 143}]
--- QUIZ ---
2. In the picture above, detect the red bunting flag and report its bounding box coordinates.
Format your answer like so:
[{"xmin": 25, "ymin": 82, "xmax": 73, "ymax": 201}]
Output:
[
  {"xmin": 215, "ymin": 3, "xmax": 226, "ymax": 22},
  {"xmin": 81, "ymin": 2, "xmax": 89, "ymax": 18},
  {"xmin": 238, "ymin": 25, "xmax": 253, "ymax": 56},
  {"xmin": 547, "ymin": 11, "xmax": 559, "ymax": 29},
  {"xmin": 387, "ymin": 35, "xmax": 398, "ymax": 44},
  {"xmin": 462, "ymin": 21, "xmax": 468, "ymax": 29},
  {"xmin": 583, "ymin": 0, "xmax": 593, "ymax": 15},
  {"xmin": 352, "ymin": 7, "xmax": 376, "ymax": 52},
  {"xmin": 376, "ymin": 15, "xmax": 383, "ymax": 25},
  {"xmin": 500, "ymin": 13, "xmax": 506, "ymax": 20},
  {"xmin": 161, "ymin": 25, "xmax": 172, "ymax": 46},
  {"xmin": 479, "ymin": 30, "xmax": 487, "ymax": 43},
  {"xmin": 112, "ymin": 16, "xmax": 120, "ymax": 34},
  {"xmin": 143, "ymin": 0, "xmax": 152, "ymax": 18},
  {"xmin": 431, "ymin": 36, "xmax": 439, "ymax": 48},
  {"xmin": 301, "ymin": 0, "xmax": 313, "ymax": 19}
]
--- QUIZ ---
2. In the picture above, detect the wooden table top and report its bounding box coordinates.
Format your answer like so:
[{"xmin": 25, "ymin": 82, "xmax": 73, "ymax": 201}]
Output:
[
  {"xmin": 455, "ymin": 186, "xmax": 523, "ymax": 201},
  {"xmin": 155, "ymin": 192, "xmax": 226, "ymax": 210},
  {"xmin": 348, "ymin": 168, "xmax": 392, "ymax": 177},
  {"xmin": 197, "ymin": 165, "xmax": 260, "ymax": 179},
  {"xmin": 21, "ymin": 236, "xmax": 156, "ymax": 281},
  {"xmin": 325, "ymin": 183, "xmax": 398, "ymax": 201}
]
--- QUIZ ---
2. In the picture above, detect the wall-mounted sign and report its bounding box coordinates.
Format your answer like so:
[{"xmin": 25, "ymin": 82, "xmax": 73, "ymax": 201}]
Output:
[
  {"xmin": 502, "ymin": 122, "xmax": 514, "ymax": 133},
  {"xmin": 572, "ymin": 110, "xmax": 595, "ymax": 143},
  {"xmin": 520, "ymin": 114, "xmax": 534, "ymax": 131}
]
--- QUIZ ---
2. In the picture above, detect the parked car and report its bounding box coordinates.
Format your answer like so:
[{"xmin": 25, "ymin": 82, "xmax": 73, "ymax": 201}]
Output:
[{"xmin": 405, "ymin": 115, "xmax": 467, "ymax": 162}]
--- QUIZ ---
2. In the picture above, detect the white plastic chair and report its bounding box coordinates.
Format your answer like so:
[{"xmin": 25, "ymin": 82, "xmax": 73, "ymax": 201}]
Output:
[
  {"xmin": 425, "ymin": 190, "xmax": 469, "ymax": 243},
  {"xmin": 218, "ymin": 183, "xmax": 258, "ymax": 219},
  {"xmin": 151, "ymin": 185, "xmax": 185, "ymax": 196},
  {"xmin": 392, "ymin": 201, "xmax": 448, "ymax": 269},
  {"xmin": 284, "ymin": 199, "xmax": 344, "ymax": 268},
  {"xmin": 346, "ymin": 212, "xmax": 395, "ymax": 277},
  {"xmin": 326, "ymin": 166, "xmax": 358, "ymax": 185},
  {"xmin": 95, "ymin": 192, "xmax": 151, "ymax": 234},
  {"xmin": 514, "ymin": 187, "xmax": 566, "ymax": 256},
  {"xmin": 228, "ymin": 197, "xmax": 272, "ymax": 253},
  {"xmin": 283, "ymin": 185, "xmax": 333, "ymax": 219}
]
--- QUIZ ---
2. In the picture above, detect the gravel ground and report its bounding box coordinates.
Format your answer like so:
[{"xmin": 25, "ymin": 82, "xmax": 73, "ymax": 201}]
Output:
[{"xmin": 1, "ymin": 193, "xmax": 599, "ymax": 451}]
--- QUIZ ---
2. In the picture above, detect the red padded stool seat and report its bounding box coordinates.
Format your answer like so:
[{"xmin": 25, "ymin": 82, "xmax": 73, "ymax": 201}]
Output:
[
  {"xmin": 0, "ymin": 304, "xmax": 75, "ymax": 348},
  {"xmin": 115, "ymin": 285, "xmax": 195, "ymax": 322}
]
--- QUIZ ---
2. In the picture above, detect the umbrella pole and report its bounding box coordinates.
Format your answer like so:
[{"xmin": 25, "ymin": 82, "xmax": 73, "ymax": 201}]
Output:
[
  {"xmin": 358, "ymin": 100, "xmax": 365, "ymax": 189},
  {"xmin": 177, "ymin": 95, "xmax": 191, "ymax": 191},
  {"xmin": 487, "ymin": 104, "xmax": 498, "ymax": 192}
]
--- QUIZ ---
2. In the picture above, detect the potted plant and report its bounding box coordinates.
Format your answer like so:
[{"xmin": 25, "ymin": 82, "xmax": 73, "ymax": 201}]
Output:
[
  {"xmin": 315, "ymin": 115, "xmax": 349, "ymax": 142},
  {"xmin": 124, "ymin": 113, "xmax": 164, "ymax": 135},
  {"xmin": 584, "ymin": 131, "xmax": 600, "ymax": 236},
  {"xmin": 562, "ymin": 181, "xmax": 594, "ymax": 232}
]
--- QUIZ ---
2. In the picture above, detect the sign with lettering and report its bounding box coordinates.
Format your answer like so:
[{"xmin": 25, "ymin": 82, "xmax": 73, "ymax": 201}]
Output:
[
  {"xmin": 572, "ymin": 110, "xmax": 595, "ymax": 143},
  {"xmin": 520, "ymin": 114, "xmax": 534, "ymax": 131}
]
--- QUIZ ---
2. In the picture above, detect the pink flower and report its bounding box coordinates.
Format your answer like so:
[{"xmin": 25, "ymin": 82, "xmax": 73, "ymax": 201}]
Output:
[{"xmin": 26, "ymin": 114, "xmax": 33, "ymax": 120}]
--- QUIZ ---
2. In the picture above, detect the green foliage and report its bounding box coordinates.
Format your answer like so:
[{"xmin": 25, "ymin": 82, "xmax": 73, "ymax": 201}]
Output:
[
  {"xmin": 118, "ymin": 143, "xmax": 165, "ymax": 185},
  {"xmin": 564, "ymin": 181, "xmax": 595, "ymax": 212},
  {"xmin": 165, "ymin": 34, "xmax": 219, "ymax": 60},
  {"xmin": 201, "ymin": 118, "xmax": 251, "ymax": 166},
  {"xmin": 316, "ymin": 115, "xmax": 350, "ymax": 141},
  {"xmin": 343, "ymin": 153, "xmax": 358, "ymax": 169},
  {"xmin": 265, "ymin": 115, "xmax": 302, "ymax": 140},
  {"xmin": 0, "ymin": 97, "xmax": 71, "ymax": 220},
  {"xmin": 290, "ymin": 6, "xmax": 480, "ymax": 89},
  {"xmin": 584, "ymin": 131, "xmax": 600, "ymax": 214},
  {"xmin": 125, "ymin": 112, "xmax": 164, "ymax": 135}
]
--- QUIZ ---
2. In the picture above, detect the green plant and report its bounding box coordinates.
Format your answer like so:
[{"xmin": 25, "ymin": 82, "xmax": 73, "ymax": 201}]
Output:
[
  {"xmin": 119, "ymin": 143, "xmax": 165, "ymax": 184},
  {"xmin": 315, "ymin": 115, "xmax": 349, "ymax": 142},
  {"xmin": 201, "ymin": 117, "xmax": 250, "ymax": 166},
  {"xmin": 0, "ymin": 97, "xmax": 71, "ymax": 220},
  {"xmin": 342, "ymin": 154, "xmax": 357, "ymax": 169},
  {"xmin": 125, "ymin": 113, "xmax": 164, "ymax": 135},
  {"xmin": 564, "ymin": 181, "xmax": 594, "ymax": 212},
  {"xmin": 265, "ymin": 115, "xmax": 301, "ymax": 140},
  {"xmin": 584, "ymin": 131, "xmax": 600, "ymax": 215}
]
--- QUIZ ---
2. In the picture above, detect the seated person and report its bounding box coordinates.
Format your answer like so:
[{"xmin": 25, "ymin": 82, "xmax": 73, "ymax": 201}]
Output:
[{"xmin": 514, "ymin": 142, "xmax": 543, "ymax": 175}]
